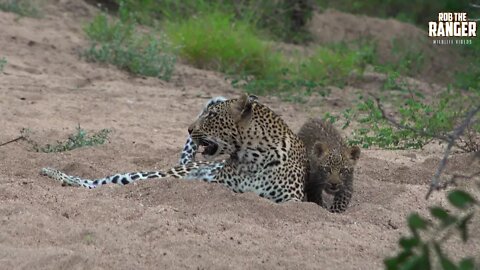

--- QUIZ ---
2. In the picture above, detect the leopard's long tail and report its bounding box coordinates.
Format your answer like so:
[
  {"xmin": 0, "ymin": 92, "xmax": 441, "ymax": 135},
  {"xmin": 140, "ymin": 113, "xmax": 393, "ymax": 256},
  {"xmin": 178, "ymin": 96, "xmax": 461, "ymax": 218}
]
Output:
[{"xmin": 41, "ymin": 161, "xmax": 225, "ymax": 189}]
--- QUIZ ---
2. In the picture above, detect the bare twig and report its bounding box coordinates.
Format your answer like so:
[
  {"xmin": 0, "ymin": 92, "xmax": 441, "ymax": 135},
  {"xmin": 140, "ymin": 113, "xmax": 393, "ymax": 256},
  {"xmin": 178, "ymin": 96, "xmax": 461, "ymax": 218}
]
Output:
[
  {"xmin": 426, "ymin": 106, "xmax": 480, "ymax": 199},
  {"xmin": 430, "ymin": 170, "xmax": 480, "ymax": 193},
  {"xmin": 0, "ymin": 136, "xmax": 25, "ymax": 147}
]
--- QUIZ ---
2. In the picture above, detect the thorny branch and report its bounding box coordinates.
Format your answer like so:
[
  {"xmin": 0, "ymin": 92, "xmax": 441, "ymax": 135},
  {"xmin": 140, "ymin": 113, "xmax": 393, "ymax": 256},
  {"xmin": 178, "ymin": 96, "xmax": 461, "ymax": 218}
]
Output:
[
  {"xmin": 426, "ymin": 106, "xmax": 480, "ymax": 199},
  {"xmin": 370, "ymin": 94, "xmax": 480, "ymax": 199},
  {"xmin": 370, "ymin": 94, "xmax": 475, "ymax": 152}
]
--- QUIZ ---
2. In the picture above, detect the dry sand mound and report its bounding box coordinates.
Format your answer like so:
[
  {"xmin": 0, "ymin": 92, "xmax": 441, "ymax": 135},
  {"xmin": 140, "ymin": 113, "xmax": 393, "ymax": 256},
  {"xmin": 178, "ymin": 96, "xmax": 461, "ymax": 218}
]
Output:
[{"xmin": 0, "ymin": 1, "xmax": 478, "ymax": 269}]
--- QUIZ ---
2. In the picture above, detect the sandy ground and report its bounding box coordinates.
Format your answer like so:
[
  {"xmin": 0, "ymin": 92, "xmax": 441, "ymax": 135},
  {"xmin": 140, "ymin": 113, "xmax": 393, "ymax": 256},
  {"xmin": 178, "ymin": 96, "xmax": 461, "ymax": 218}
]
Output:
[{"xmin": 0, "ymin": 1, "xmax": 479, "ymax": 269}]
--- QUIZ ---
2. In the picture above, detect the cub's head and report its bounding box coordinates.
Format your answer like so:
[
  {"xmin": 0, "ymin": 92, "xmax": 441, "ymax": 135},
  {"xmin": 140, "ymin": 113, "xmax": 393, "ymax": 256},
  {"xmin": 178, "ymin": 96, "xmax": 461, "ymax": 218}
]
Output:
[
  {"xmin": 309, "ymin": 142, "xmax": 361, "ymax": 194},
  {"xmin": 188, "ymin": 93, "xmax": 255, "ymax": 159}
]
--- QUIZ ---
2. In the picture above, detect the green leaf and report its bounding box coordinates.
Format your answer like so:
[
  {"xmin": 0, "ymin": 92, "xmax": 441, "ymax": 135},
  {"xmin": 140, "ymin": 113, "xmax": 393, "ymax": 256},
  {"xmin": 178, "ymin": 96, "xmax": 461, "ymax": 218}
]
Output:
[
  {"xmin": 385, "ymin": 250, "xmax": 414, "ymax": 270},
  {"xmin": 459, "ymin": 258, "xmax": 475, "ymax": 270},
  {"xmin": 408, "ymin": 213, "xmax": 429, "ymax": 232},
  {"xmin": 419, "ymin": 245, "xmax": 431, "ymax": 270},
  {"xmin": 399, "ymin": 246, "xmax": 430, "ymax": 270},
  {"xmin": 434, "ymin": 243, "xmax": 458, "ymax": 270},
  {"xmin": 458, "ymin": 213, "xmax": 474, "ymax": 242},
  {"xmin": 448, "ymin": 190, "xmax": 477, "ymax": 209},
  {"xmin": 399, "ymin": 236, "xmax": 420, "ymax": 250},
  {"xmin": 430, "ymin": 207, "xmax": 449, "ymax": 220},
  {"xmin": 384, "ymin": 257, "xmax": 400, "ymax": 270},
  {"xmin": 430, "ymin": 207, "xmax": 457, "ymax": 227},
  {"xmin": 399, "ymin": 255, "xmax": 425, "ymax": 270},
  {"xmin": 440, "ymin": 258, "xmax": 459, "ymax": 270}
]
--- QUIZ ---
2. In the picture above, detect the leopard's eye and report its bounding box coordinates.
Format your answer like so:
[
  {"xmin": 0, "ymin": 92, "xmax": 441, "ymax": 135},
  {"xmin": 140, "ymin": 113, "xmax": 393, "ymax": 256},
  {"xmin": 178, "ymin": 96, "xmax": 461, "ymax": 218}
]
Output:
[
  {"xmin": 323, "ymin": 167, "xmax": 332, "ymax": 173},
  {"xmin": 207, "ymin": 110, "xmax": 218, "ymax": 117}
]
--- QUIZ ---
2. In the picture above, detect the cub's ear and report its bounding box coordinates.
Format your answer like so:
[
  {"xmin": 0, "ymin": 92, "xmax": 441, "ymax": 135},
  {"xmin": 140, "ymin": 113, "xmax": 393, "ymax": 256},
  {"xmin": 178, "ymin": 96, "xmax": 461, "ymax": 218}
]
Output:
[
  {"xmin": 312, "ymin": 142, "xmax": 328, "ymax": 159},
  {"xmin": 230, "ymin": 93, "xmax": 253, "ymax": 125},
  {"xmin": 348, "ymin": 146, "xmax": 361, "ymax": 162}
]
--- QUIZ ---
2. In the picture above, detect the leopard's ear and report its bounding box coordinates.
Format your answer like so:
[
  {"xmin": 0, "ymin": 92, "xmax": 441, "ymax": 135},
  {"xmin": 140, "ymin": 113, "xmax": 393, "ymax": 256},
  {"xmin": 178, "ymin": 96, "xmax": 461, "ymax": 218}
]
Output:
[
  {"xmin": 248, "ymin": 94, "xmax": 258, "ymax": 101},
  {"xmin": 348, "ymin": 146, "xmax": 361, "ymax": 163},
  {"xmin": 230, "ymin": 93, "xmax": 253, "ymax": 125},
  {"xmin": 312, "ymin": 142, "xmax": 328, "ymax": 159}
]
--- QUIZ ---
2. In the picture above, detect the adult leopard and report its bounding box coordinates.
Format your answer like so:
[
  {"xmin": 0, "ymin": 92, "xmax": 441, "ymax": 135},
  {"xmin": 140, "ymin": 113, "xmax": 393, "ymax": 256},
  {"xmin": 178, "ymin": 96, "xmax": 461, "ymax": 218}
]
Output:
[{"xmin": 41, "ymin": 93, "xmax": 308, "ymax": 203}]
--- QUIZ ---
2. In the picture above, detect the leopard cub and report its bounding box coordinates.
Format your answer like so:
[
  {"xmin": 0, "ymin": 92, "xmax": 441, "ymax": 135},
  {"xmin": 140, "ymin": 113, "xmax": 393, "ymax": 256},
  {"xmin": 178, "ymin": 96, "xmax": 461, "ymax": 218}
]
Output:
[{"xmin": 298, "ymin": 118, "xmax": 361, "ymax": 213}]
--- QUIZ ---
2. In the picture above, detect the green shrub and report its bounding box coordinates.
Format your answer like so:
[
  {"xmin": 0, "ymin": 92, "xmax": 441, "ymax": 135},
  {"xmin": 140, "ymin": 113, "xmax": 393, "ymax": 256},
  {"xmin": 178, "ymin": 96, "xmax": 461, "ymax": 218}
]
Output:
[
  {"xmin": 298, "ymin": 45, "xmax": 369, "ymax": 87},
  {"xmin": 329, "ymin": 89, "xmax": 480, "ymax": 150},
  {"xmin": 233, "ymin": 39, "xmax": 375, "ymax": 97},
  {"xmin": 0, "ymin": 0, "xmax": 42, "ymax": 17},
  {"xmin": 22, "ymin": 126, "xmax": 111, "ymax": 153},
  {"xmin": 229, "ymin": 0, "xmax": 315, "ymax": 43},
  {"xmin": 385, "ymin": 189, "xmax": 478, "ymax": 270},
  {"xmin": 456, "ymin": 68, "xmax": 480, "ymax": 92},
  {"xmin": 231, "ymin": 70, "xmax": 330, "ymax": 102},
  {"xmin": 379, "ymin": 38, "xmax": 425, "ymax": 77},
  {"xmin": 299, "ymin": 40, "xmax": 376, "ymax": 85},
  {"xmin": 0, "ymin": 57, "xmax": 6, "ymax": 72},
  {"xmin": 84, "ymin": 11, "xmax": 176, "ymax": 80},
  {"xmin": 114, "ymin": 0, "xmax": 314, "ymax": 43},
  {"xmin": 455, "ymin": 42, "xmax": 480, "ymax": 92},
  {"xmin": 165, "ymin": 11, "xmax": 283, "ymax": 79},
  {"xmin": 229, "ymin": 39, "xmax": 375, "ymax": 100}
]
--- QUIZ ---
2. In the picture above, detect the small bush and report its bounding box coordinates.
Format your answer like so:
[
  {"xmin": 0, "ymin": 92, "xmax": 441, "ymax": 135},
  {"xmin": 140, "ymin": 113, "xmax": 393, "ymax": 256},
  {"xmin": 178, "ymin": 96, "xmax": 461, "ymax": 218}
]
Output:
[
  {"xmin": 374, "ymin": 38, "xmax": 425, "ymax": 77},
  {"xmin": 0, "ymin": 57, "xmax": 6, "ymax": 72},
  {"xmin": 298, "ymin": 45, "xmax": 370, "ymax": 87},
  {"xmin": 84, "ymin": 11, "xmax": 176, "ymax": 80},
  {"xmin": 22, "ymin": 126, "xmax": 111, "ymax": 153},
  {"xmin": 115, "ymin": 0, "xmax": 315, "ymax": 43},
  {"xmin": 232, "ymin": 39, "xmax": 375, "ymax": 98},
  {"xmin": 456, "ymin": 67, "xmax": 480, "ymax": 92},
  {"xmin": 296, "ymin": 39, "xmax": 375, "ymax": 87},
  {"xmin": 231, "ymin": 70, "xmax": 330, "ymax": 102},
  {"xmin": 165, "ymin": 11, "xmax": 283, "ymax": 79},
  {"xmin": 0, "ymin": 0, "xmax": 42, "ymax": 17},
  {"xmin": 229, "ymin": 0, "xmax": 315, "ymax": 43},
  {"xmin": 455, "ymin": 42, "xmax": 480, "ymax": 92},
  {"xmin": 329, "ymin": 88, "xmax": 480, "ymax": 150},
  {"xmin": 385, "ymin": 189, "xmax": 478, "ymax": 270}
]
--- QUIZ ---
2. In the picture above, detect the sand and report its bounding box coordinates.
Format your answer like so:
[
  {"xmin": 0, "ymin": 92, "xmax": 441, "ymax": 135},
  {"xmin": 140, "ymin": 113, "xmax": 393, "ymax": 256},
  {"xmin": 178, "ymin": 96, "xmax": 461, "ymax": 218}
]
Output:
[{"xmin": 0, "ymin": 1, "xmax": 478, "ymax": 269}]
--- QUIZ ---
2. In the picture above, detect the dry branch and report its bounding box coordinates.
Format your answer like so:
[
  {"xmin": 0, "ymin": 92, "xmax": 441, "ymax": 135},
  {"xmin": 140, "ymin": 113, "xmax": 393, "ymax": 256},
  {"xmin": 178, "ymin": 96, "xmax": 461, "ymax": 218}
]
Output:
[
  {"xmin": 426, "ymin": 106, "xmax": 480, "ymax": 199},
  {"xmin": 0, "ymin": 136, "xmax": 25, "ymax": 147}
]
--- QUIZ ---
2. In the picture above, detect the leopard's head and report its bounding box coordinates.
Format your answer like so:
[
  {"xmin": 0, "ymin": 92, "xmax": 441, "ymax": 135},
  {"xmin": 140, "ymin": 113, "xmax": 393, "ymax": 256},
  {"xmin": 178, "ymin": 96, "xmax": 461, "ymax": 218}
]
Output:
[
  {"xmin": 309, "ymin": 142, "xmax": 361, "ymax": 194},
  {"xmin": 188, "ymin": 93, "xmax": 255, "ymax": 160}
]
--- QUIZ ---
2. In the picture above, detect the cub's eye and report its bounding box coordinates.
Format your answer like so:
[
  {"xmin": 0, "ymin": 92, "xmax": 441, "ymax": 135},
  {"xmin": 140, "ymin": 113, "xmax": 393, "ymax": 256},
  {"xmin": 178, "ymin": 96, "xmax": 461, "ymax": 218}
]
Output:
[
  {"xmin": 340, "ymin": 168, "xmax": 349, "ymax": 175},
  {"xmin": 323, "ymin": 167, "xmax": 332, "ymax": 173}
]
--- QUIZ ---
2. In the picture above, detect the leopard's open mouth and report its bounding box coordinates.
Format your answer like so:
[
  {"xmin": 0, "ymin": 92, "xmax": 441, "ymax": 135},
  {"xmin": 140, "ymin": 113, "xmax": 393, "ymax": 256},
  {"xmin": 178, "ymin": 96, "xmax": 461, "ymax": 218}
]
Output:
[{"xmin": 198, "ymin": 138, "xmax": 219, "ymax": 156}]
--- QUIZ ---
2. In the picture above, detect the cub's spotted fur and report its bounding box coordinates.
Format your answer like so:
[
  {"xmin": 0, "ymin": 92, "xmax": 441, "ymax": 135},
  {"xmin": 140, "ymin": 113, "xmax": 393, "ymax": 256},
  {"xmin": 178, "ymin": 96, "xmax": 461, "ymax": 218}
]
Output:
[{"xmin": 298, "ymin": 118, "xmax": 360, "ymax": 213}]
